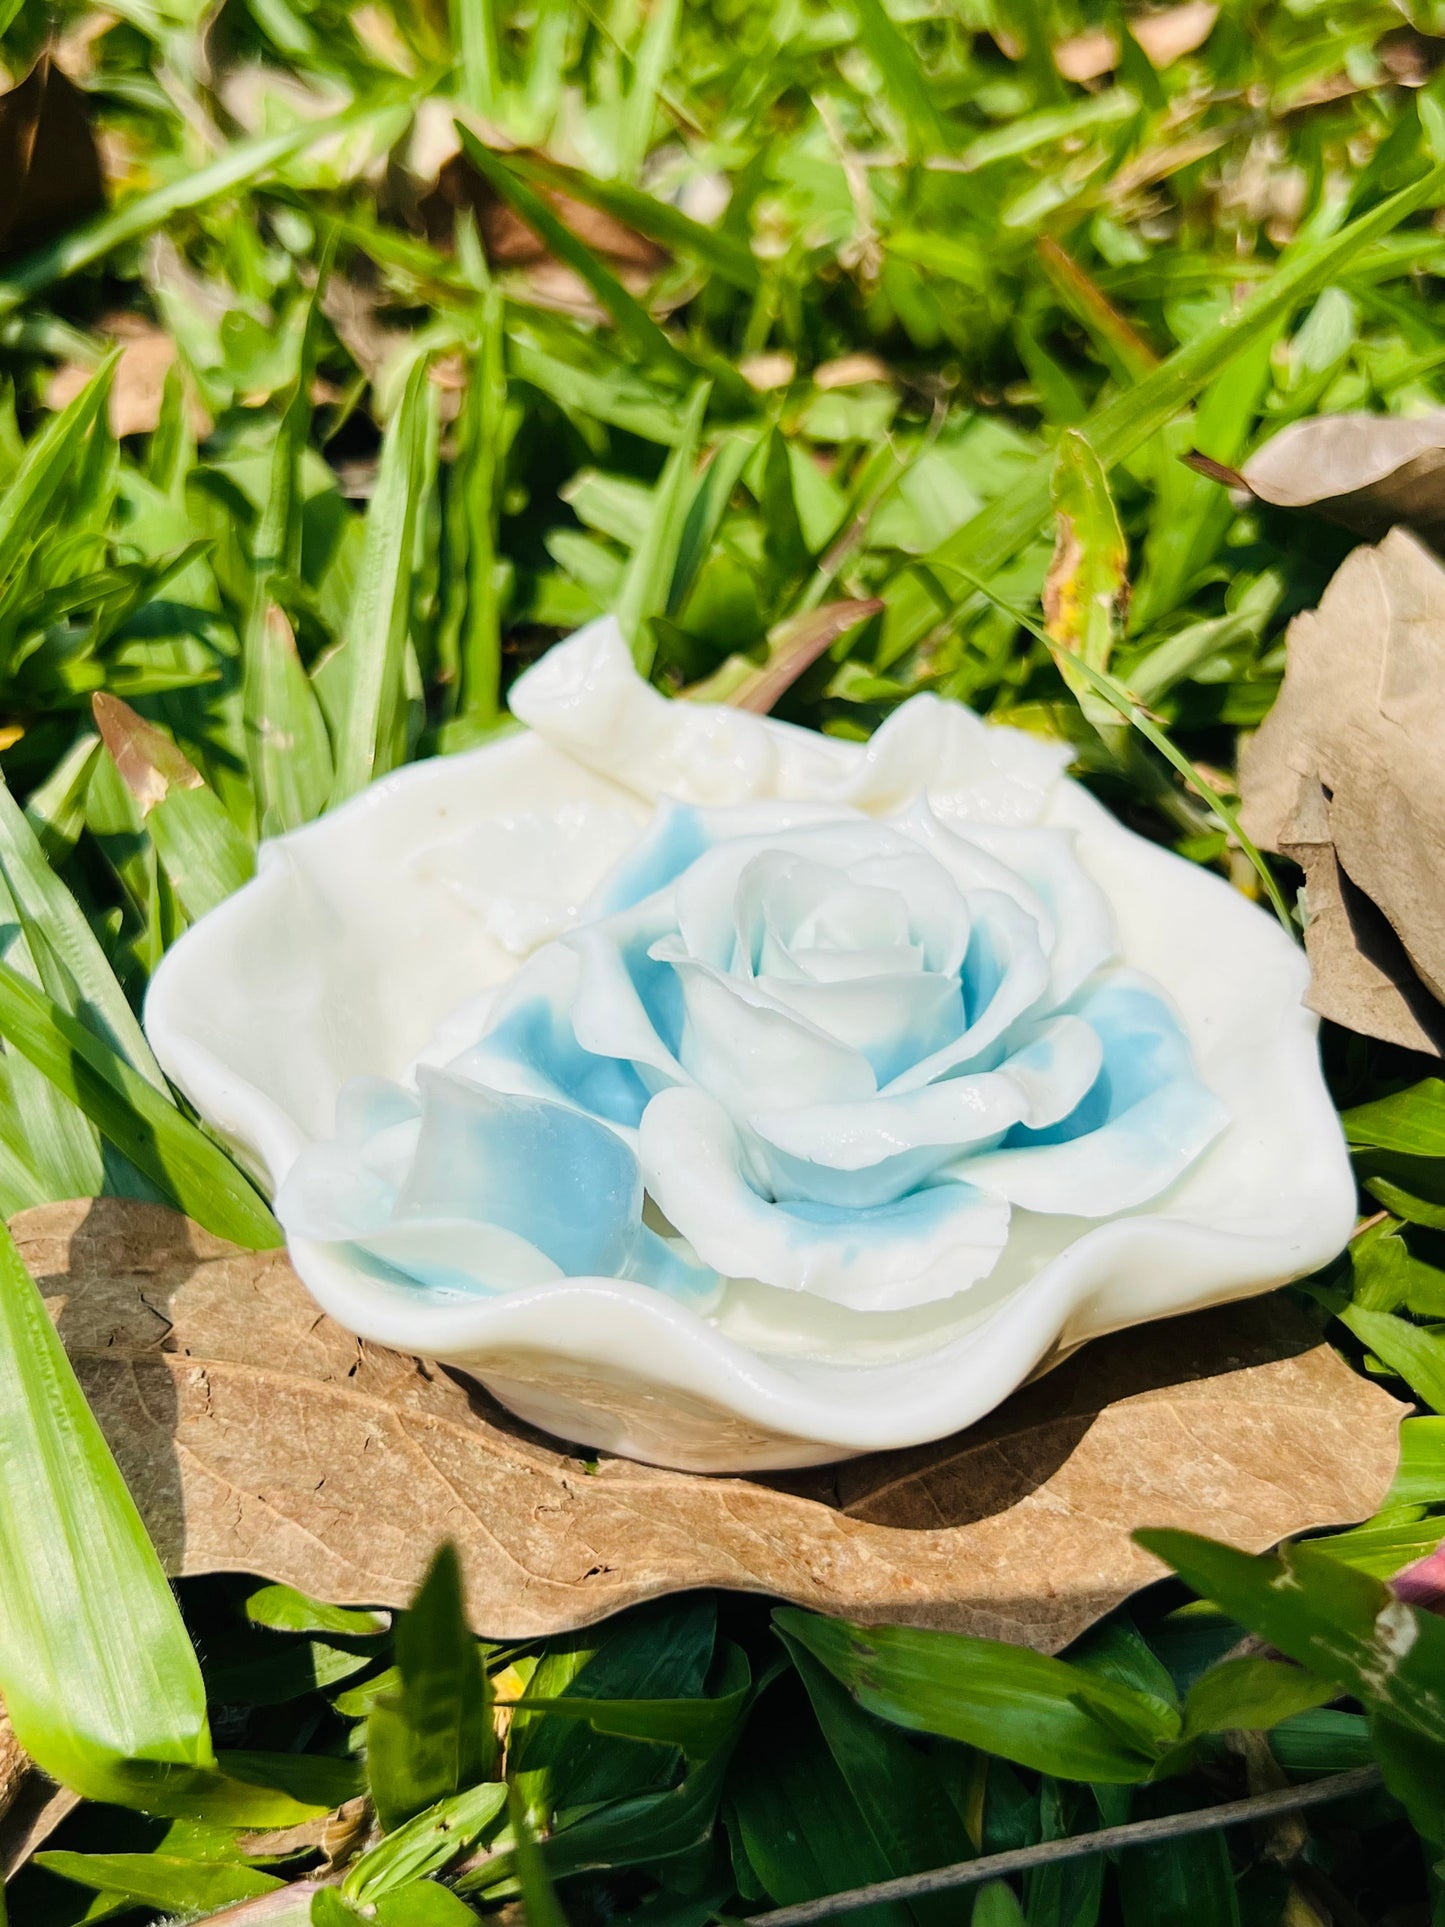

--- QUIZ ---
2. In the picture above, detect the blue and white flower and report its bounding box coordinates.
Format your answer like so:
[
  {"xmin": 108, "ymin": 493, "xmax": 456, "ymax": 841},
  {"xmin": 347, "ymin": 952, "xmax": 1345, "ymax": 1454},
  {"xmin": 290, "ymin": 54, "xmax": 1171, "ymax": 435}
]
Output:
[{"xmin": 145, "ymin": 615, "xmax": 1356, "ymax": 1470}]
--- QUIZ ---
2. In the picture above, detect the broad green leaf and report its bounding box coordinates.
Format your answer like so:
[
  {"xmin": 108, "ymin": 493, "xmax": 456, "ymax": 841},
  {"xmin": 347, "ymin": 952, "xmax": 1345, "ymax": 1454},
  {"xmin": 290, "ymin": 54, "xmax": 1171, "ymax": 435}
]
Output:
[
  {"xmin": 34, "ymin": 1852, "xmax": 282, "ymax": 1916},
  {"xmin": 330, "ymin": 355, "xmax": 434, "ymax": 803},
  {"xmin": 727, "ymin": 1676, "xmax": 912, "ymax": 1927},
  {"xmin": 93, "ymin": 694, "xmax": 255, "ymax": 918},
  {"xmin": 509, "ymin": 1597, "xmax": 717, "ymax": 1813},
  {"xmin": 0, "ymin": 1219, "xmax": 215, "ymax": 1804},
  {"xmin": 0, "ymin": 352, "xmax": 115, "ymax": 567},
  {"xmin": 774, "ymin": 1611, "xmax": 1178, "ymax": 1784},
  {"xmin": 511, "ymin": 1740, "xmax": 735, "ymax": 1884},
  {"xmin": 452, "ymin": 0, "xmax": 500, "ymax": 113},
  {"xmin": 342, "ymin": 1781, "xmax": 509, "ymax": 1902},
  {"xmin": 1368, "ymin": 1709, "xmax": 1445, "ymax": 1843},
  {"xmin": 0, "ymin": 953, "xmax": 282, "ymax": 1248},
  {"xmin": 1114, "ymin": 1789, "xmax": 1241, "ymax": 1927},
  {"xmin": 972, "ymin": 1883, "xmax": 1026, "ymax": 1927},
  {"xmin": 0, "ymin": 869, "xmax": 105, "ymax": 1201},
  {"xmin": 448, "ymin": 291, "xmax": 508, "ymax": 734},
  {"xmin": 367, "ymin": 1543, "xmax": 497, "ymax": 1831},
  {"xmin": 1181, "ymin": 1656, "xmax": 1335, "ymax": 1738},
  {"xmin": 1136, "ymin": 1531, "xmax": 1445, "ymax": 1750},
  {"xmin": 1344, "ymin": 1080, "xmax": 1445, "ymax": 1156},
  {"xmin": 1340, "ymin": 1303, "xmax": 1445, "ymax": 1411},
  {"xmin": 1317, "ymin": 1512, "xmax": 1445, "ymax": 1583},
  {"xmin": 245, "ymin": 1582, "xmax": 390, "ymax": 1638},
  {"xmin": 1389, "ymin": 1416, "xmax": 1445, "ymax": 1505},
  {"xmin": 784, "ymin": 1638, "xmax": 974, "ymax": 1927},
  {"xmin": 374, "ymin": 1885, "xmax": 483, "ymax": 1925},
  {"xmin": 618, "ymin": 0, "xmax": 680, "ymax": 180},
  {"xmin": 509, "ymin": 1642, "xmax": 749, "ymax": 1760}
]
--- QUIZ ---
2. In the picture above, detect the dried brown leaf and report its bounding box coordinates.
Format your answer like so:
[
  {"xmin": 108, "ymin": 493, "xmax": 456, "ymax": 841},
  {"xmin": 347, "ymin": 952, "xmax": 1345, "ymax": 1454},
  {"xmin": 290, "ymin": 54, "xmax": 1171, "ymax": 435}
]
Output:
[
  {"xmin": 91, "ymin": 692, "xmax": 204, "ymax": 811},
  {"xmin": 0, "ymin": 56, "xmax": 104, "ymax": 262},
  {"xmin": 1130, "ymin": 2, "xmax": 1219, "ymax": 68},
  {"xmin": 46, "ymin": 321, "xmax": 201, "ymax": 439},
  {"xmin": 0, "ymin": 1707, "xmax": 79, "ymax": 1882},
  {"xmin": 1242, "ymin": 413, "xmax": 1445, "ymax": 553},
  {"xmin": 15, "ymin": 1199, "xmax": 1403, "ymax": 1654},
  {"xmin": 1240, "ymin": 529, "xmax": 1445, "ymax": 1052}
]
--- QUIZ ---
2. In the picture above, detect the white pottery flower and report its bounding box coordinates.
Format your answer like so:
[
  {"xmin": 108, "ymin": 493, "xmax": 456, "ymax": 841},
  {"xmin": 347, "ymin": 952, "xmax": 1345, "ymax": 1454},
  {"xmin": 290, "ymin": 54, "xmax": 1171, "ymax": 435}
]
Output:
[{"xmin": 145, "ymin": 617, "xmax": 1356, "ymax": 1471}]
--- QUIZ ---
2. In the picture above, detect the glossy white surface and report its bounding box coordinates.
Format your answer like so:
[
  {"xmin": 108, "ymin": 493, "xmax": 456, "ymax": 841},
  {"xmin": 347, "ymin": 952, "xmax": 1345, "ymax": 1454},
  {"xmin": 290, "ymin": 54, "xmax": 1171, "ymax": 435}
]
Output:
[{"xmin": 146, "ymin": 617, "xmax": 1357, "ymax": 1470}]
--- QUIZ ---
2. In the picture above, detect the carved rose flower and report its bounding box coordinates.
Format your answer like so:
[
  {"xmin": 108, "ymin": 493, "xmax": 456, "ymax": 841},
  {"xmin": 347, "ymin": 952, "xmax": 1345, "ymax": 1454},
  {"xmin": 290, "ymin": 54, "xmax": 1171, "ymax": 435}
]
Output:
[{"xmin": 146, "ymin": 618, "xmax": 1355, "ymax": 1470}]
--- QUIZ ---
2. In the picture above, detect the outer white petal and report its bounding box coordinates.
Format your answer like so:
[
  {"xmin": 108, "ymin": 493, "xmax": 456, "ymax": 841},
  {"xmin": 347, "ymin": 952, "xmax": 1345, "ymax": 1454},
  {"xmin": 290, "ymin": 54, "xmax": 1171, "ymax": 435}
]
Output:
[
  {"xmin": 511, "ymin": 618, "xmax": 1071, "ymax": 823},
  {"xmin": 639, "ymin": 1087, "xmax": 1010, "ymax": 1311}
]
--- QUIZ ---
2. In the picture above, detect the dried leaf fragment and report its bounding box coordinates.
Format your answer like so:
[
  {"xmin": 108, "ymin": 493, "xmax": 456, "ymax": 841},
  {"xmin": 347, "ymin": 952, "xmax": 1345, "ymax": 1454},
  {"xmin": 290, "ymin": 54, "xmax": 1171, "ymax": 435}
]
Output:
[
  {"xmin": 91, "ymin": 693, "xmax": 204, "ymax": 813},
  {"xmin": 1242, "ymin": 412, "xmax": 1445, "ymax": 553},
  {"xmin": 0, "ymin": 56, "xmax": 104, "ymax": 261},
  {"xmin": 14, "ymin": 1199, "xmax": 1403, "ymax": 1655},
  {"xmin": 1240, "ymin": 529, "xmax": 1445, "ymax": 1052}
]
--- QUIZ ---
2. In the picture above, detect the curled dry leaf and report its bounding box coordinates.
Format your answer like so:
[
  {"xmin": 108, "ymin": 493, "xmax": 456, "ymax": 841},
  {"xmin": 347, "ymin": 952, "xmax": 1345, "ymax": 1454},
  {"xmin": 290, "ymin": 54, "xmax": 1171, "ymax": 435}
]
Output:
[
  {"xmin": 13, "ymin": 1199, "xmax": 1403, "ymax": 1653},
  {"xmin": 1241, "ymin": 412, "xmax": 1445, "ymax": 553},
  {"xmin": 1240, "ymin": 529, "xmax": 1445, "ymax": 1055}
]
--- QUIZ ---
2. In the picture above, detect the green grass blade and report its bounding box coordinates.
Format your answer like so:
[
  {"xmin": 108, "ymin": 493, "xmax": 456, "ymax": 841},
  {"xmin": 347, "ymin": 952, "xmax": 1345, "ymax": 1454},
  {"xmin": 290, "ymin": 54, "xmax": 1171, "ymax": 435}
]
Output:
[
  {"xmin": 330, "ymin": 356, "xmax": 434, "ymax": 804},
  {"xmin": 0, "ymin": 1219, "xmax": 215, "ymax": 1803},
  {"xmin": 618, "ymin": 0, "xmax": 680, "ymax": 179},
  {"xmin": 456, "ymin": 130, "xmax": 694, "ymax": 385},
  {"xmin": 0, "ymin": 871, "xmax": 104, "ymax": 1201},
  {"xmin": 452, "ymin": 0, "xmax": 501, "ymax": 114},
  {"xmin": 615, "ymin": 380, "xmax": 710, "ymax": 672},
  {"xmin": 0, "ymin": 766, "xmax": 159, "ymax": 1111},
  {"xmin": 455, "ymin": 289, "xmax": 508, "ymax": 733},
  {"xmin": 847, "ymin": 0, "xmax": 948, "ymax": 156},
  {"xmin": 883, "ymin": 157, "xmax": 1445, "ymax": 662},
  {"xmin": 0, "ymin": 954, "xmax": 282, "ymax": 1247},
  {"xmin": 0, "ymin": 351, "xmax": 116, "ymax": 570},
  {"xmin": 509, "ymin": 1783, "xmax": 570, "ymax": 1927},
  {"xmin": 246, "ymin": 605, "xmax": 335, "ymax": 835},
  {"xmin": 499, "ymin": 152, "xmax": 759, "ymax": 290}
]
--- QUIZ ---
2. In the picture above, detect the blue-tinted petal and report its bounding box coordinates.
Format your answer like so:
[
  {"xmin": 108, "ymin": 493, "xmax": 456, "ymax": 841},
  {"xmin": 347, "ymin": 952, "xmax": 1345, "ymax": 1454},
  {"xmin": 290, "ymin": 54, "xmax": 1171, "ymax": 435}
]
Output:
[
  {"xmin": 395, "ymin": 1070, "xmax": 640, "ymax": 1277},
  {"xmin": 586, "ymin": 800, "xmax": 711, "ymax": 915},
  {"xmin": 968, "ymin": 975, "xmax": 1228, "ymax": 1214},
  {"xmin": 455, "ymin": 944, "xmax": 651, "ymax": 1128},
  {"xmin": 640, "ymin": 1087, "xmax": 1009, "ymax": 1310}
]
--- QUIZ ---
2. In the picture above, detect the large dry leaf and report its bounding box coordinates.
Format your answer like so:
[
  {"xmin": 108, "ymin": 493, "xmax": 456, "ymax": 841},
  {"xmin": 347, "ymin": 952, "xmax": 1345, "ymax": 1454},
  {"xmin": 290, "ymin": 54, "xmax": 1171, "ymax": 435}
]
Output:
[
  {"xmin": 1241, "ymin": 412, "xmax": 1445, "ymax": 552},
  {"xmin": 1240, "ymin": 528, "xmax": 1445, "ymax": 1054},
  {"xmin": 13, "ymin": 1200, "xmax": 1403, "ymax": 1654}
]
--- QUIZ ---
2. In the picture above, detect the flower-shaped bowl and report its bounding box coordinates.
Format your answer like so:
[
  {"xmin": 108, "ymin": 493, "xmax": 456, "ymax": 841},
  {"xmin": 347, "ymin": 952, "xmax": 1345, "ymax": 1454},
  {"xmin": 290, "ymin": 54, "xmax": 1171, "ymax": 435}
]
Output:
[{"xmin": 145, "ymin": 619, "xmax": 1356, "ymax": 1471}]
